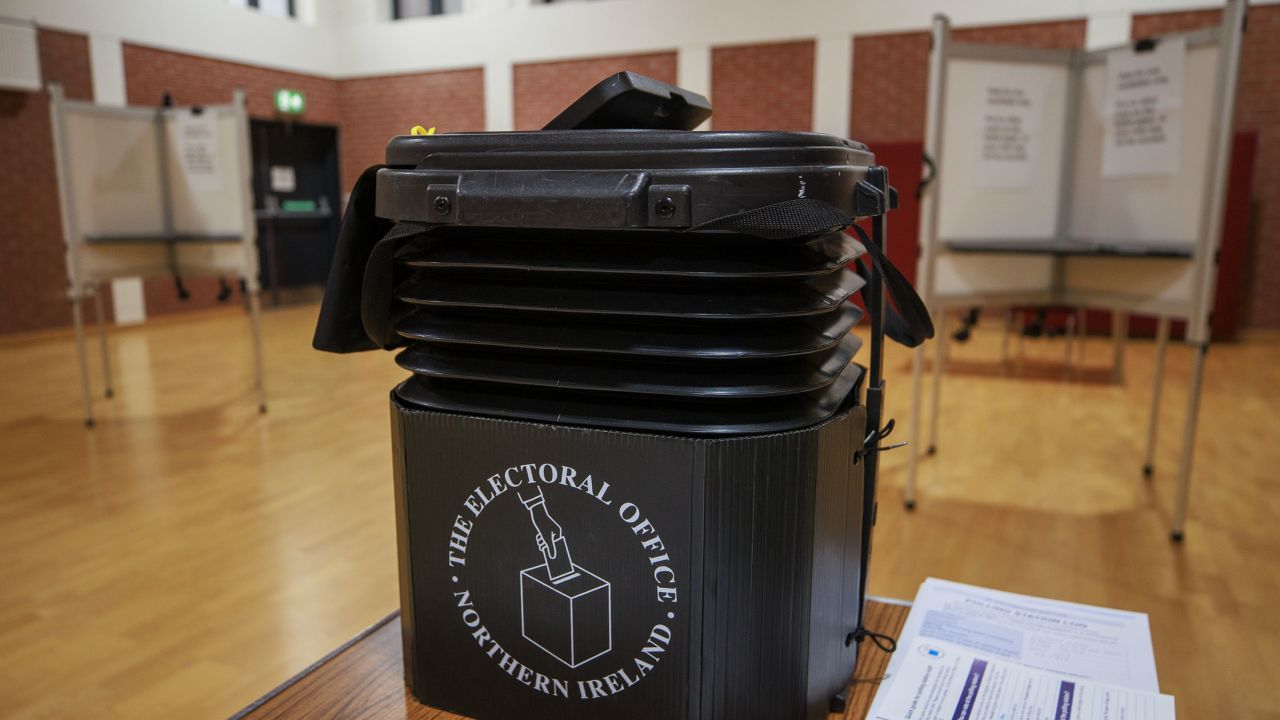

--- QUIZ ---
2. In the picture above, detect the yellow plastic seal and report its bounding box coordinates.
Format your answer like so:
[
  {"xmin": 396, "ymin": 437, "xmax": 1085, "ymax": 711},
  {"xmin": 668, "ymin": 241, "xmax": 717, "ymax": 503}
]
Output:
[{"xmin": 410, "ymin": 125, "xmax": 437, "ymax": 136}]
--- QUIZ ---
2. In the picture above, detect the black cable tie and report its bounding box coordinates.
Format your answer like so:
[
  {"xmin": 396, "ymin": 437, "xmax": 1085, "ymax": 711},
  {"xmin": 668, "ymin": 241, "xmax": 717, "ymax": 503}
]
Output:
[
  {"xmin": 857, "ymin": 418, "xmax": 907, "ymax": 462},
  {"xmin": 918, "ymin": 153, "xmax": 936, "ymax": 199},
  {"xmin": 877, "ymin": 417, "xmax": 895, "ymax": 441},
  {"xmin": 846, "ymin": 626, "xmax": 898, "ymax": 653}
]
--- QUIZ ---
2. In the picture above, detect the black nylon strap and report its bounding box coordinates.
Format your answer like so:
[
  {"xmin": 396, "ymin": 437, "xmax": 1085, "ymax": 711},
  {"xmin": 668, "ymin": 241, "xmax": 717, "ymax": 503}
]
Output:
[
  {"xmin": 688, "ymin": 198, "xmax": 934, "ymax": 348},
  {"xmin": 849, "ymin": 223, "xmax": 933, "ymax": 348},
  {"xmin": 313, "ymin": 165, "xmax": 393, "ymax": 353},
  {"xmin": 688, "ymin": 197, "xmax": 850, "ymax": 240},
  {"xmin": 360, "ymin": 222, "xmax": 430, "ymax": 351}
]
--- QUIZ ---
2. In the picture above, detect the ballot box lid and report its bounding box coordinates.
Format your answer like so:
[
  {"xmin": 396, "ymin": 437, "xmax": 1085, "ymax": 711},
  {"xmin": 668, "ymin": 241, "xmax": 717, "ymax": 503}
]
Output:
[
  {"xmin": 377, "ymin": 129, "xmax": 877, "ymax": 231},
  {"xmin": 314, "ymin": 72, "xmax": 918, "ymax": 436}
]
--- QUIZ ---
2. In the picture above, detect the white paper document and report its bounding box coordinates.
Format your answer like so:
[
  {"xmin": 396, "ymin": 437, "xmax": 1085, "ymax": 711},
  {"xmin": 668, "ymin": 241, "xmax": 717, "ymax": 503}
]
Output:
[
  {"xmin": 868, "ymin": 638, "xmax": 1175, "ymax": 720},
  {"xmin": 269, "ymin": 165, "xmax": 297, "ymax": 193},
  {"xmin": 869, "ymin": 579, "xmax": 1171, "ymax": 720},
  {"xmin": 176, "ymin": 112, "xmax": 222, "ymax": 191},
  {"xmin": 1102, "ymin": 36, "xmax": 1186, "ymax": 177},
  {"xmin": 884, "ymin": 579, "xmax": 1160, "ymax": 692},
  {"xmin": 974, "ymin": 67, "xmax": 1047, "ymax": 188}
]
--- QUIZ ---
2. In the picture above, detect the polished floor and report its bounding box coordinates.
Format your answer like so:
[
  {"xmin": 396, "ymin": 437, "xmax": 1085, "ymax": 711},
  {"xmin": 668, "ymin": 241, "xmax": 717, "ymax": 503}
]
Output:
[{"xmin": 0, "ymin": 303, "xmax": 1277, "ymax": 718}]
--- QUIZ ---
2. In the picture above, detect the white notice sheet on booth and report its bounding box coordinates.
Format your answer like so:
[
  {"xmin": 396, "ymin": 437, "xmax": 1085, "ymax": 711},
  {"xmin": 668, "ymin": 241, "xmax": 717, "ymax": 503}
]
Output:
[
  {"xmin": 177, "ymin": 112, "xmax": 221, "ymax": 191},
  {"xmin": 1102, "ymin": 36, "xmax": 1186, "ymax": 177},
  {"xmin": 974, "ymin": 67, "xmax": 1046, "ymax": 188}
]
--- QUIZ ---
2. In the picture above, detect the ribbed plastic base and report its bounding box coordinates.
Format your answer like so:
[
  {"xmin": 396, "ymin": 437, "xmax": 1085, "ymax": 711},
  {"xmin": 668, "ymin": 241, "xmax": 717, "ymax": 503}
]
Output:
[{"xmin": 391, "ymin": 393, "xmax": 868, "ymax": 720}]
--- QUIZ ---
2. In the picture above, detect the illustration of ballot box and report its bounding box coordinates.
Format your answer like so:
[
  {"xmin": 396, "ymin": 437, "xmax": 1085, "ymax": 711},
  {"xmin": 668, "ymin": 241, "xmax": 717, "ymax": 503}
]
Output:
[
  {"xmin": 314, "ymin": 72, "xmax": 929, "ymax": 719},
  {"xmin": 520, "ymin": 562, "xmax": 612, "ymax": 669}
]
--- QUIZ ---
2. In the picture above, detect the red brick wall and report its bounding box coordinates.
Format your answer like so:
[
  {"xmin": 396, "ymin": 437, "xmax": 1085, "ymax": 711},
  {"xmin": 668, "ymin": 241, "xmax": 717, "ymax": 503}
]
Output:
[
  {"xmin": 513, "ymin": 52, "xmax": 677, "ymax": 131},
  {"xmin": 0, "ymin": 29, "xmax": 96, "ymax": 334},
  {"xmin": 954, "ymin": 20, "xmax": 1087, "ymax": 46},
  {"xmin": 1133, "ymin": 7, "xmax": 1280, "ymax": 328},
  {"xmin": 711, "ymin": 40, "xmax": 815, "ymax": 131},
  {"xmin": 337, "ymin": 68, "xmax": 485, "ymax": 192},
  {"xmin": 849, "ymin": 32, "xmax": 929, "ymax": 142},
  {"xmin": 122, "ymin": 43, "xmax": 342, "ymax": 317},
  {"xmin": 850, "ymin": 20, "xmax": 1086, "ymax": 142},
  {"xmin": 122, "ymin": 44, "xmax": 341, "ymax": 124}
]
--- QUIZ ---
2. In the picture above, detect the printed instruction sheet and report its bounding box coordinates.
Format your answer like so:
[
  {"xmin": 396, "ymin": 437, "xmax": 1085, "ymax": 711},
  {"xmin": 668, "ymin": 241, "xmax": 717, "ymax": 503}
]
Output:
[
  {"xmin": 883, "ymin": 578, "xmax": 1160, "ymax": 692},
  {"xmin": 868, "ymin": 638, "xmax": 1175, "ymax": 720},
  {"xmin": 974, "ymin": 66, "xmax": 1048, "ymax": 188},
  {"xmin": 1102, "ymin": 36, "xmax": 1186, "ymax": 177}
]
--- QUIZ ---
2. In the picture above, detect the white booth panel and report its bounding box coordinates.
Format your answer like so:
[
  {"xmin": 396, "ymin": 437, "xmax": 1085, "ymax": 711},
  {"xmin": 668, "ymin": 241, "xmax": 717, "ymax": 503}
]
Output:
[
  {"xmin": 1069, "ymin": 45, "xmax": 1218, "ymax": 248},
  {"xmin": 163, "ymin": 108, "xmax": 250, "ymax": 237},
  {"xmin": 78, "ymin": 245, "xmax": 173, "ymax": 282},
  {"xmin": 937, "ymin": 59, "xmax": 1070, "ymax": 242},
  {"xmin": 175, "ymin": 243, "xmax": 252, "ymax": 277},
  {"xmin": 933, "ymin": 254, "xmax": 1056, "ymax": 300},
  {"xmin": 64, "ymin": 109, "xmax": 166, "ymax": 238},
  {"xmin": 77, "ymin": 244, "xmax": 248, "ymax": 282},
  {"xmin": 1062, "ymin": 256, "xmax": 1196, "ymax": 312}
]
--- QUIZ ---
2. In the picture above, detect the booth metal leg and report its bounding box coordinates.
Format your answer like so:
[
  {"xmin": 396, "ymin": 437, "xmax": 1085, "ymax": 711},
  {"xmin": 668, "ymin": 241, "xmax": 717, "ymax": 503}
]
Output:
[
  {"xmin": 905, "ymin": 345, "xmax": 926, "ymax": 510},
  {"xmin": 1063, "ymin": 312, "xmax": 1076, "ymax": 372},
  {"xmin": 1111, "ymin": 310, "xmax": 1128, "ymax": 383},
  {"xmin": 247, "ymin": 289, "xmax": 268, "ymax": 414},
  {"xmin": 1143, "ymin": 316, "xmax": 1170, "ymax": 479},
  {"xmin": 1171, "ymin": 343, "xmax": 1208, "ymax": 542},
  {"xmin": 1000, "ymin": 308, "xmax": 1013, "ymax": 371},
  {"xmin": 1016, "ymin": 311, "xmax": 1026, "ymax": 364},
  {"xmin": 1075, "ymin": 308, "xmax": 1087, "ymax": 366},
  {"xmin": 92, "ymin": 283, "xmax": 114, "ymax": 399},
  {"xmin": 71, "ymin": 297, "xmax": 95, "ymax": 427},
  {"xmin": 927, "ymin": 311, "xmax": 947, "ymax": 456}
]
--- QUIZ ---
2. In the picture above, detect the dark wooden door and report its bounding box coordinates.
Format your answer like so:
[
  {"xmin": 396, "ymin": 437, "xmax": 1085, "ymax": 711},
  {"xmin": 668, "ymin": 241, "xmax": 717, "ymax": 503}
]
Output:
[{"xmin": 250, "ymin": 119, "xmax": 342, "ymax": 303}]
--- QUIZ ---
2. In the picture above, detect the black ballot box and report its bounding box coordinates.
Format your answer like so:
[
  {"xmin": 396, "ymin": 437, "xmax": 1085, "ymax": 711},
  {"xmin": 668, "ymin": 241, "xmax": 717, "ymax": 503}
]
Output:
[
  {"xmin": 315, "ymin": 73, "xmax": 931, "ymax": 720},
  {"xmin": 390, "ymin": 396, "xmax": 866, "ymax": 719}
]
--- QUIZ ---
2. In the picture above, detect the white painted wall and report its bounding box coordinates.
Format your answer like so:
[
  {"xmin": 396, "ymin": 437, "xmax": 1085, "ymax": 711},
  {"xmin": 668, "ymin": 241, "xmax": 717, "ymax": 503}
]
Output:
[
  {"xmin": 813, "ymin": 32, "xmax": 853, "ymax": 137},
  {"xmin": 1, "ymin": 0, "xmax": 1264, "ymax": 83},
  {"xmin": 336, "ymin": 0, "xmax": 1265, "ymax": 78},
  {"xmin": 483, "ymin": 59, "xmax": 513, "ymax": 131},
  {"xmin": 1086, "ymin": 11, "xmax": 1136, "ymax": 49},
  {"xmin": 87, "ymin": 34, "xmax": 125, "ymax": 105},
  {"xmin": 0, "ymin": 0, "xmax": 340, "ymax": 76},
  {"xmin": 676, "ymin": 44, "xmax": 710, "ymax": 131}
]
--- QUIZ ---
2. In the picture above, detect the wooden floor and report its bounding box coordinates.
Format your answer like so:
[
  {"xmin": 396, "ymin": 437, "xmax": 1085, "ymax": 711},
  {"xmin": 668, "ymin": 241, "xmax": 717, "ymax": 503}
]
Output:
[{"xmin": 0, "ymin": 303, "xmax": 1277, "ymax": 718}]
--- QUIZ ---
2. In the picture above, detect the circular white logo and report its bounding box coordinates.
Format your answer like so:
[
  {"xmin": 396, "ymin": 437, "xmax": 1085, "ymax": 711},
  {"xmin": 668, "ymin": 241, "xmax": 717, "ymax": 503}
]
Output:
[{"xmin": 444, "ymin": 463, "xmax": 680, "ymax": 700}]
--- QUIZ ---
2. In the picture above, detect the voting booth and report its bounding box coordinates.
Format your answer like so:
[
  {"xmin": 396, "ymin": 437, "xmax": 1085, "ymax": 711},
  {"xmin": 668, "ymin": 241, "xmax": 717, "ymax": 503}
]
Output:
[
  {"xmin": 907, "ymin": 0, "xmax": 1247, "ymax": 540},
  {"xmin": 314, "ymin": 73, "xmax": 931, "ymax": 719},
  {"xmin": 48, "ymin": 84, "xmax": 267, "ymax": 425}
]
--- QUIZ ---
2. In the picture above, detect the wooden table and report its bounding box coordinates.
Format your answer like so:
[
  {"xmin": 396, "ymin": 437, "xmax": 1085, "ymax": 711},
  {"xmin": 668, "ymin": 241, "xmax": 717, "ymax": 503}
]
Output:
[{"xmin": 235, "ymin": 599, "xmax": 910, "ymax": 720}]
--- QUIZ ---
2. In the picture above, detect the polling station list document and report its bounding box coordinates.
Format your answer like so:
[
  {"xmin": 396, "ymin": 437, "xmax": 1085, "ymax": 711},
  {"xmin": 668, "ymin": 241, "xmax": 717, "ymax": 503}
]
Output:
[{"xmin": 867, "ymin": 579, "xmax": 1174, "ymax": 720}]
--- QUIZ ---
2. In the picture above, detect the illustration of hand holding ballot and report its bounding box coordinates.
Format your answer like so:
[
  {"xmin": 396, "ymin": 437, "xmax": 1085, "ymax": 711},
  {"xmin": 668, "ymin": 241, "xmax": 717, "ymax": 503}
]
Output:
[
  {"xmin": 517, "ymin": 487, "xmax": 613, "ymax": 668},
  {"xmin": 519, "ymin": 487, "xmax": 579, "ymax": 583}
]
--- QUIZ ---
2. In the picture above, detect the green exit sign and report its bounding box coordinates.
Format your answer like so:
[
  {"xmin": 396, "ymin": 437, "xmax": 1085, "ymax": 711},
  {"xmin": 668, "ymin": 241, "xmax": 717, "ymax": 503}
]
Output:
[{"xmin": 274, "ymin": 88, "xmax": 305, "ymax": 114}]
